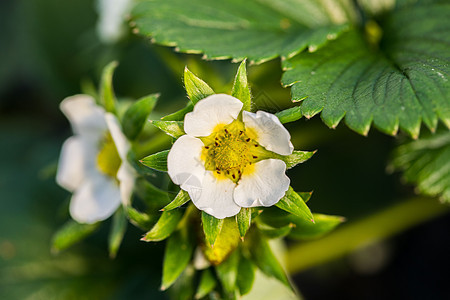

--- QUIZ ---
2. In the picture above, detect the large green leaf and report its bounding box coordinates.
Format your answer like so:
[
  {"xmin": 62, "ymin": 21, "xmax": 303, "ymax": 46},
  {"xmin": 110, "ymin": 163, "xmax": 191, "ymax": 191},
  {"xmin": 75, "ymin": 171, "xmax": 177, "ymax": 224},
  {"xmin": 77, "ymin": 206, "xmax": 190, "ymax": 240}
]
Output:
[
  {"xmin": 390, "ymin": 129, "xmax": 450, "ymax": 202},
  {"xmin": 282, "ymin": 4, "xmax": 450, "ymax": 138},
  {"xmin": 132, "ymin": 0, "xmax": 350, "ymax": 64}
]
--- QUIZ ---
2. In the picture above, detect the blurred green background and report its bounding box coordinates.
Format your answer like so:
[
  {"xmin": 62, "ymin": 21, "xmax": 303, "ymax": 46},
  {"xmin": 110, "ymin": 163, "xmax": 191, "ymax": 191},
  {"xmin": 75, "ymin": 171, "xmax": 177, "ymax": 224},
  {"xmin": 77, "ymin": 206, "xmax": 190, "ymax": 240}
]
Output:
[{"xmin": 1, "ymin": 0, "xmax": 449, "ymax": 299}]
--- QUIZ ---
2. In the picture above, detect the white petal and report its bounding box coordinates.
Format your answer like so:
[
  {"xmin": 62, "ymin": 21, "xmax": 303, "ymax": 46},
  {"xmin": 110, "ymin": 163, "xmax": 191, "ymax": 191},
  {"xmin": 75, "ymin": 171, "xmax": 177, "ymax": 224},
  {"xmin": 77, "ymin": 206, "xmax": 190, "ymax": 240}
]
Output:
[
  {"xmin": 168, "ymin": 135, "xmax": 206, "ymax": 194},
  {"xmin": 105, "ymin": 112, "xmax": 130, "ymax": 160},
  {"xmin": 97, "ymin": 0, "xmax": 132, "ymax": 43},
  {"xmin": 234, "ymin": 159, "xmax": 290, "ymax": 207},
  {"xmin": 56, "ymin": 137, "xmax": 85, "ymax": 192},
  {"xmin": 69, "ymin": 173, "xmax": 121, "ymax": 224},
  {"xmin": 243, "ymin": 111, "xmax": 294, "ymax": 155},
  {"xmin": 184, "ymin": 94, "xmax": 243, "ymax": 137},
  {"xmin": 190, "ymin": 171, "xmax": 240, "ymax": 219},
  {"xmin": 60, "ymin": 95, "xmax": 107, "ymax": 137},
  {"xmin": 117, "ymin": 161, "xmax": 135, "ymax": 206}
]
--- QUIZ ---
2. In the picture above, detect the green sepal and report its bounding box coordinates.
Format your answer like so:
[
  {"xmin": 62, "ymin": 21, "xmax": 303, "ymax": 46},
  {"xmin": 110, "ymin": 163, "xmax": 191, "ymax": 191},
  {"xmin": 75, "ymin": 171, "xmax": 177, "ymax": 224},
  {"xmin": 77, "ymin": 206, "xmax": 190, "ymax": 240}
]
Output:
[
  {"xmin": 281, "ymin": 150, "xmax": 316, "ymax": 169},
  {"xmin": 161, "ymin": 227, "xmax": 195, "ymax": 291},
  {"xmin": 161, "ymin": 103, "xmax": 194, "ymax": 121},
  {"xmin": 184, "ymin": 67, "xmax": 215, "ymax": 104},
  {"xmin": 203, "ymin": 218, "xmax": 241, "ymax": 265},
  {"xmin": 126, "ymin": 206, "xmax": 155, "ymax": 231},
  {"xmin": 162, "ymin": 189, "xmax": 191, "ymax": 211},
  {"xmin": 299, "ymin": 191, "xmax": 313, "ymax": 203},
  {"xmin": 141, "ymin": 209, "xmax": 184, "ymax": 242},
  {"xmin": 275, "ymin": 106, "xmax": 303, "ymax": 124},
  {"xmin": 51, "ymin": 220, "xmax": 100, "ymax": 253},
  {"xmin": 202, "ymin": 212, "xmax": 224, "ymax": 247},
  {"xmin": 140, "ymin": 150, "xmax": 169, "ymax": 172},
  {"xmin": 168, "ymin": 266, "xmax": 196, "ymax": 300},
  {"xmin": 122, "ymin": 94, "xmax": 159, "ymax": 140},
  {"xmin": 195, "ymin": 268, "xmax": 217, "ymax": 299},
  {"xmin": 134, "ymin": 177, "xmax": 171, "ymax": 210},
  {"xmin": 236, "ymin": 255, "xmax": 255, "ymax": 296},
  {"xmin": 247, "ymin": 229, "xmax": 290, "ymax": 287},
  {"xmin": 151, "ymin": 120, "xmax": 185, "ymax": 138},
  {"xmin": 258, "ymin": 223, "xmax": 293, "ymax": 239},
  {"xmin": 260, "ymin": 209, "xmax": 344, "ymax": 240},
  {"xmin": 108, "ymin": 206, "xmax": 127, "ymax": 259},
  {"xmin": 236, "ymin": 208, "xmax": 251, "ymax": 240},
  {"xmin": 231, "ymin": 59, "xmax": 251, "ymax": 111},
  {"xmin": 276, "ymin": 186, "xmax": 314, "ymax": 222},
  {"xmin": 99, "ymin": 61, "xmax": 118, "ymax": 113},
  {"xmin": 215, "ymin": 250, "xmax": 239, "ymax": 297}
]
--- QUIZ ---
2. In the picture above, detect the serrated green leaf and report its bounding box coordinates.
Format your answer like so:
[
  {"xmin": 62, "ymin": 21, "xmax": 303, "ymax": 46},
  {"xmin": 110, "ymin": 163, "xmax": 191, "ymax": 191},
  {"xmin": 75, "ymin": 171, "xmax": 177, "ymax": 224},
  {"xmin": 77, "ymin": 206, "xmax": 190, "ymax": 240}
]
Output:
[
  {"xmin": 162, "ymin": 189, "xmax": 191, "ymax": 211},
  {"xmin": 140, "ymin": 150, "xmax": 169, "ymax": 172},
  {"xmin": 282, "ymin": 4, "xmax": 450, "ymax": 138},
  {"xmin": 390, "ymin": 129, "xmax": 450, "ymax": 202},
  {"xmin": 99, "ymin": 61, "xmax": 118, "ymax": 113},
  {"xmin": 161, "ymin": 228, "xmax": 195, "ymax": 290},
  {"xmin": 161, "ymin": 103, "xmax": 194, "ymax": 121},
  {"xmin": 215, "ymin": 250, "xmax": 239, "ymax": 296},
  {"xmin": 259, "ymin": 224, "xmax": 293, "ymax": 239},
  {"xmin": 202, "ymin": 212, "xmax": 225, "ymax": 247},
  {"xmin": 132, "ymin": 0, "xmax": 350, "ymax": 64},
  {"xmin": 275, "ymin": 106, "xmax": 303, "ymax": 124},
  {"xmin": 51, "ymin": 220, "xmax": 99, "ymax": 253},
  {"xmin": 195, "ymin": 268, "xmax": 217, "ymax": 299},
  {"xmin": 122, "ymin": 94, "xmax": 159, "ymax": 140},
  {"xmin": 141, "ymin": 209, "xmax": 184, "ymax": 242},
  {"xmin": 184, "ymin": 67, "xmax": 215, "ymax": 104},
  {"xmin": 108, "ymin": 207, "xmax": 127, "ymax": 259},
  {"xmin": 231, "ymin": 59, "xmax": 251, "ymax": 111},
  {"xmin": 151, "ymin": 120, "xmax": 185, "ymax": 138},
  {"xmin": 276, "ymin": 186, "xmax": 314, "ymax": 222},
  {"xmin": 236, "ymin": 255, "xmax": 255, "ymax": 296},
  {"xmin": 203, "ymin": 218, "xmax": 241, "ymax": 265},
  {"xmin": 236, "ymin": 208, "xmax": 251, "ymax": 239},
  {"xmin": 281, "ymin": 150, "xmax": 316, "ymax": 169},
  {"xmin": 134, "ymin": 177, "xmax": 171, "ymax": 210},
  {"xmin": 247, "ymin": 229, "xmax": 290, "ymax": 287}
]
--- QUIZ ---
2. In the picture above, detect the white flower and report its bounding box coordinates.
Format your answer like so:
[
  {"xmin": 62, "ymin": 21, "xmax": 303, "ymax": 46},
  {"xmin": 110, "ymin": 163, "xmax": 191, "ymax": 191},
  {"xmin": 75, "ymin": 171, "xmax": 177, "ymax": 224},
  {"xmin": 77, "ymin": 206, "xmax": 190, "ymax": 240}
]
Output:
[
  {"xmin": 96, "ymin": 0, "xmax": 134, "ymax": 44},
  {"xmin": 167, "ymin": 94, "xmax": 293, "ymax": 219},
  {"xmin": 56, "ymin": 95, "xmax": 135, "ymax": 224}
]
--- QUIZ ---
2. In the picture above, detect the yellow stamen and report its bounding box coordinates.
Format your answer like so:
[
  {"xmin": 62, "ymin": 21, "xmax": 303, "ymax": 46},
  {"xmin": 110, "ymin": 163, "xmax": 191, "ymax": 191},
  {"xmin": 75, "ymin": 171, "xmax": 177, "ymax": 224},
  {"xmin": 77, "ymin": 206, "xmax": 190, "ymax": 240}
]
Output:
[{"xmin": 96, "ymin": 133, "xmax": 121, "ymax": 178}]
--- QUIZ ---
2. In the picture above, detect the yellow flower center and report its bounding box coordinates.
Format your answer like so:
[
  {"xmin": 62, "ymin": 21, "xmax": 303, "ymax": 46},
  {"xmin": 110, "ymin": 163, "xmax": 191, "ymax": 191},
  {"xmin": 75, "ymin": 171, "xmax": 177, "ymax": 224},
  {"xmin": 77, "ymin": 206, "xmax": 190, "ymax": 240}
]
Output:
[
  {"xmin": 201, "ymin": 120, "xmax": 270, "ymax": 182},
  {"xmin": 96, "ymin": 133, "xmax": 121, "ymax": 178}
]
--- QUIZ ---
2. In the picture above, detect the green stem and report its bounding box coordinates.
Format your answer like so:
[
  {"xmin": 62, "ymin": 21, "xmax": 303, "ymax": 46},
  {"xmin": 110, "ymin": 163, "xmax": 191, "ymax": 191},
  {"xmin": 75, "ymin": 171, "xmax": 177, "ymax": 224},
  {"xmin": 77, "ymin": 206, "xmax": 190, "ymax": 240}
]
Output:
[{"xmin": 285, "ymin": 197, "xmax": 449, "ymax": 274}]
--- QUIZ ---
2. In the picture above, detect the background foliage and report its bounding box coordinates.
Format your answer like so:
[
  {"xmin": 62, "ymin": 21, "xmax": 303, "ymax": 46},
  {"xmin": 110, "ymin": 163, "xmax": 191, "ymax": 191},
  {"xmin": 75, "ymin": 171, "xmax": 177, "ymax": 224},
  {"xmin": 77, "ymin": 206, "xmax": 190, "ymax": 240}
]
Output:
[{"xmin": 0, "ymin": 0, "xmax": 449, "ymax": 299}]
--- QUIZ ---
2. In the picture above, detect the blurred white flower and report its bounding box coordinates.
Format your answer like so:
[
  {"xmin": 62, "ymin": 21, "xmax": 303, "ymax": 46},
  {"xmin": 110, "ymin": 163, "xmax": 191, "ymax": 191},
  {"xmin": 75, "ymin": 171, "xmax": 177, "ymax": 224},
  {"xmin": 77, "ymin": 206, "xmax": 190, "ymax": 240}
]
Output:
[
  {"xmin": 56, "ymin": 95, "xmax": 135, "ymax": 224},
  {"xmin": 97, "ymin": 0, "xmax": 133, "ymax": 43},
  {"xmin": 167, "ymin": 94, "xmax": 293, "ymax": 219}
]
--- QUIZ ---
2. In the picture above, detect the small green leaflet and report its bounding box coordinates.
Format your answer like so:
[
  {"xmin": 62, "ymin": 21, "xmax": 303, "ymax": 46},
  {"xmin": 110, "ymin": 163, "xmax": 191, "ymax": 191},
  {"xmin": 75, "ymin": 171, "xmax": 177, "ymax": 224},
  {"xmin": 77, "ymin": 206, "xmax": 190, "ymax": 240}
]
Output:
[
  {"xmin": 122, "ymin": 94, "xmax": 159, "ymax": 140},
  {"xmin": 132, "ymin": 0, "xmax": 350, "ymax": 64},
  {"xmin": 150, "ymin": 120, "xmax": 185, "ymax": 138},
  {"xmin": 282, "ymin": 4, "xmax": 450, "ymax": 138},
  {"xmin": 390, "ymin": 129, "xmax": 450, "ymax": 202},
  {"xmin": 202, "ymin": 212, "xmax": 224, "ymax": 247},
  {"xmin": 276, "ymin": 186, "xmax": 314, "ymax": 222},
  {"xmin": 140, "ymin": 150, "xmax": 169, "ymax": 172},
  {"xmin": 141, "ymin": 209, "xmax": 184, "ymax": 242},
  {"xmin": 184, "ymin": 67, "xmax": 215, "ymax": 104},
  {"xmin": 161, "ymin": 228, "xmax": 195, "ymax": 290},
  {"xmin": 236, "ymin": 208, "xmax": 251, "ymax": 239},
  {"xmin": 126, "ymin": 206, "xmax": 155, "ymax": 230},
  {"xmin": 195, "ymin": 269, "xmax": 217, "ymax": 299},
  {"xmin": 99, "ymin": 61, "xmax": 117, "ymax": 113},
  {"xmin": 51, "ymin": 220, "xmax": 99, "ymax": 253},
  {"xmin": 108, "ymin": 207, "xmax": 127, "ymax": 259},
  {"xmin": 231, "ymin": 59, "xmax": 251, "ymax": 111},
  {"xmin": 162, "ymin": 189, "xmax": 191, "ymax": 211},
  {"xmin": 281, "ymin": 150, "xmax": 316, "ymax": 169}
]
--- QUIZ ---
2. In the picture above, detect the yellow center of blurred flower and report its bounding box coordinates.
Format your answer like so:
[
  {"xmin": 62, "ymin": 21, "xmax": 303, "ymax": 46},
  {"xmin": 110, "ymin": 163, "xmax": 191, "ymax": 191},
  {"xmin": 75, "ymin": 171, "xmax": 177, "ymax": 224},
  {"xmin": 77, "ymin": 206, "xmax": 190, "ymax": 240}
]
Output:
[
  {"xmin": 97, "ymin": 133, "xmax": 121, "ymax": 178},
  {"xmin": 202, "ymin": 120, "xmax": 270, "ymax": 182}
]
